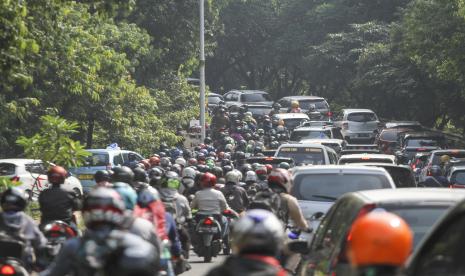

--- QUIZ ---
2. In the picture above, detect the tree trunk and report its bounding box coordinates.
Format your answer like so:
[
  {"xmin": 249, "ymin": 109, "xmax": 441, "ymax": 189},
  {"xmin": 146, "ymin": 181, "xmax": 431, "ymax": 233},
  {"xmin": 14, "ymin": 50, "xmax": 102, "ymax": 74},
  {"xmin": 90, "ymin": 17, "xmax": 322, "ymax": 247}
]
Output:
[{"xmin": 86, "ymin": 117, "xmax": 94, "ymax": 149}]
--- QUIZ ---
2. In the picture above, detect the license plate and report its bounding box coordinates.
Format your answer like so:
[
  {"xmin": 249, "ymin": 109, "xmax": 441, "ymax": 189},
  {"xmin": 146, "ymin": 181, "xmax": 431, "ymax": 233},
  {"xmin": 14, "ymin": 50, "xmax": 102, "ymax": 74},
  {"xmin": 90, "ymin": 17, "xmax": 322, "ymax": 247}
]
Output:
[
  {"xmin": 198, "ymin": 227, "xmax": 218, "ymax": 233},
  {"xmin": 78, "ymin": 174, "xmax": 94, "ymax": 180}
]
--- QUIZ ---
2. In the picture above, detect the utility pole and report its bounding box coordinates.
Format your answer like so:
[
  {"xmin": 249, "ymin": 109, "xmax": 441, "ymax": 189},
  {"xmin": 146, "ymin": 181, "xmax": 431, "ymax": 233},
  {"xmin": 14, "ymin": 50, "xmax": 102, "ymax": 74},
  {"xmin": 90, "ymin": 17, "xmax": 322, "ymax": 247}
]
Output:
[{"xmin": 199, "ymin": 0, "xmax": 206, "ymax": 142}]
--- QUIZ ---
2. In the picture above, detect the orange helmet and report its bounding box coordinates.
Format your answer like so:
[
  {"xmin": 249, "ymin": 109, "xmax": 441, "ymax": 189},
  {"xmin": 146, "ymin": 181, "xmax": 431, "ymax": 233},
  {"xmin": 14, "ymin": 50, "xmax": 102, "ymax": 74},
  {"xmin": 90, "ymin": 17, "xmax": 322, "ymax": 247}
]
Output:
[
  {"xmin": 348, "ymin": 211, "xmax": 413, "ymax": 267},
  {"xmin": 47, "ymin": 166, "xmax": 67, "ymax": 185},
  {"xmin": 149, "ymin": 156, "xmax": 160, "ymax": 166}
]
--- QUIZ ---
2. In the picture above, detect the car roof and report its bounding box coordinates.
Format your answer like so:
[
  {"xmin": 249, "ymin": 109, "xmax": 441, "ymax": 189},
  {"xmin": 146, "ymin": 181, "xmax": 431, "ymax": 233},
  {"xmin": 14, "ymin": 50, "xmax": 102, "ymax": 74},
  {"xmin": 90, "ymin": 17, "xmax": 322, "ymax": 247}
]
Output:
[
  {"xmin": 292, "ymin": 165, "xmax": 389, "ymax": 175},
  {"xmin": 342, "ymin": 109, "xmax": 375, "ymax": 113},
  {"xmin": 347, "ymin": 163, "xmax": 411, "ymax": 170},
  {"xmin": 402, "ymin": 131, "xmax": 444, "ymax": 138},
  {"xmin": 430, "ymin": 149, "xmax": 465, "ymax": 155},
  {"xmin": 450, "ymin": 166, "xmax": 465, "ymax": 173},
  {"xmin": 0, "ymin": 159, "xmax": 42, "ymax": 165},
  {"xmin": 339, "ymin": 154, "xmax": 395, "ymax": 160},
  {"xmin": 300, "ymin": 139, "xmax": 344, "ymax": 144},
  {"xmin": 352, "ymin": 188, "xmax": 465, "ymax": 204},
  {"xmin": 293, "ymin": 127, "xmax": 328, "ymax": 131},
  {"xmin": 208, "ymin": 93, "xmax": 222, "ymax": 97},
  {"xmin": 278, "ymin": 143, "xmax": 327, "ymax": 149},
  {"xmin": 228, "ymin": 90, "xmax": 268, "ymax": 95},
  {"xmin": 280, "ymin": 96, "xmax": 325, "ymax": 100},
  {"xmin": 273, "ymin": 113, "xmax": 310, "ymax": 119}
]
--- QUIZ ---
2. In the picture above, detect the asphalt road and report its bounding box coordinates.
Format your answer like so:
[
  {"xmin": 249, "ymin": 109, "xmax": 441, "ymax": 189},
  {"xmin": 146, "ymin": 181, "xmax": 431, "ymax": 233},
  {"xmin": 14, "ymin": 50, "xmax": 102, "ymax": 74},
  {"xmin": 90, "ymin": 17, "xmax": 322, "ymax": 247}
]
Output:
[{"xmin": 184, "ymin": 251, "xmax": 226, "ymax": 276}]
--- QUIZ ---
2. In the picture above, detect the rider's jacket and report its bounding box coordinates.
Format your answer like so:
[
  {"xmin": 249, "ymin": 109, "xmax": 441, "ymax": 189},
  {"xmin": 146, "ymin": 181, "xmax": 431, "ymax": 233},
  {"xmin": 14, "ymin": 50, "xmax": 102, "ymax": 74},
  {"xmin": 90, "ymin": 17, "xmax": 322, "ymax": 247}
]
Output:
[
  {"xmin": 0, "ymin": 211, "xmax": 47, "ymax": 268},
  {"xmin": 206, "ymin": 254, "xmax": 288, "ymax": 276},
  {"xmin": 159, "ymin": 188, "xmax": 192, "ymax": 222},
  {"xmin": 190, "ymin": 188, "xmax": 229, "ymax": 215},
  {"xmin": 40, "ymin": 228, "xmax": 158, "ymax": 276},
  {"xmin": 38, "ymin": 185, "xmax": 80, "ymax": 225}
]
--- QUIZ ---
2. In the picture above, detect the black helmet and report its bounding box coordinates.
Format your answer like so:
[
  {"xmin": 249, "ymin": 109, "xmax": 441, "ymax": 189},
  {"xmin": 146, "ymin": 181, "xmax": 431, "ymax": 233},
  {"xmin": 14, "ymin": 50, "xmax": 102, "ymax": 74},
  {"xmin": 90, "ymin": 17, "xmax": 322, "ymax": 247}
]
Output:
[
  {"xmin": 235, "ymin": 151, "xmax": 246, "ymax": 161},
  {"xmin": 197, "ymin": 164, "xmax": 208, "ymax": 173},
  {"xmin": 148, "ymin": 167, "xmax": 164, "ymax": 188},
  {"xmin": 212, "ymin": 166, "xmax": 224, "ymax": 178},
  {"xmin": 204, "ymin": 137, "xmax": 213, "ymax": 145},
  {"xmin": 133, "ymin": 167, "xmax": 148, "ymax": 183},
  {"xmin": 1, "ymin": 187, "xmax": 27, "ymax": 212},
  {"xmin": 160, "ymin": 157, "xmax": 171, "ymax": 168},
  {"xmin": 82, "ymin": 187, "xmax": 125, "ymax": 229},
  {"xmin": 111, "ymin": 166, "xmax": 134, "ymax": 184},
  {"xmin": 272, "ymin": 102, "xmax": 281, "ymax": 110},
  {"xmin": 223, "ymin": 165, "xmax": 233, "ymax": 174},
  {"xmin": 94, "ymin": 170, "xmax": 112, "ymax": 183}
]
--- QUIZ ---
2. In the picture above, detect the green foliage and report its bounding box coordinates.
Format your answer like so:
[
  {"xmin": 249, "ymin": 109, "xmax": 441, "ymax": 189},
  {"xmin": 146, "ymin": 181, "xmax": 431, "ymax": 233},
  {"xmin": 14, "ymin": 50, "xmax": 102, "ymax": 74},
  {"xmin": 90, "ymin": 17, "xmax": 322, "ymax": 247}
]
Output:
[
  {"xmin": 0, "ymin": 177, "xmax": 21, "ymax": 193},
  {"xmin": 16, "ymin": 115, "xmax": 90, "ymax": 168}
]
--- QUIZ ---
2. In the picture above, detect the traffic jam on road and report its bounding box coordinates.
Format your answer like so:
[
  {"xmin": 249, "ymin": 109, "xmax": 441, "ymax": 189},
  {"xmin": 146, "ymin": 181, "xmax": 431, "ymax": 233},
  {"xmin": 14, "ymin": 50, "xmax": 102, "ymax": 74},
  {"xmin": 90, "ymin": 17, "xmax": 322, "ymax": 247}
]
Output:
[{"xmin": 1, "ymin": 89, "xmax": 465, "ymax": 276}]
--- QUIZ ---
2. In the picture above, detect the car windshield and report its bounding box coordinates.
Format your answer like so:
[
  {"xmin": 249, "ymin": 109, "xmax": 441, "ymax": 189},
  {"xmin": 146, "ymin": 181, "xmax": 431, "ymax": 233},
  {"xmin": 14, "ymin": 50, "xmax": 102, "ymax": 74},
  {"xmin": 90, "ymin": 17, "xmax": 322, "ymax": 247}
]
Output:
[
  {"xmin": 85, "ymin": 153, "xmax": 110, "ymax": 167},
  {"xmin": 290, "ymin": 130, "xmax": 332, "ymax": 141},
  {"xmin": 452, "ymin": 171, "xmax": 465, "ymax": 185},
  {"xmin": 208, "ymin": 96, "xmax": 222, "ymax": 104},
  {"xmin": 276, "ymin": 147, "xmax": 325, "ymax": 165},
  {"xmin": 299, "ymin": 100, "xmax": 328, "ymax": 110},
  {"xmin": 292, "ymin": 173, "xmax": 391, "ymax": 201},
  {"xmin": 283, "ymin": 118, "xmax": 307, "ymax": 129},
  {"xmin": 347, "ymin": 112, "xmax": 377, "ymax": 122},
  {"xmin": 406, "ymin": 139, "xmax": 439, "ymax": 147},
  {"xmin": 388, "ymin": 206, "xmax": 449, "ymax": 249},
  {"xmin": 241, "ymin": 93, "xmax": 271, "ymax": 102},
  {"xmin": 0, "ymin": 163, "xmax": 16, "ymax": 176}
]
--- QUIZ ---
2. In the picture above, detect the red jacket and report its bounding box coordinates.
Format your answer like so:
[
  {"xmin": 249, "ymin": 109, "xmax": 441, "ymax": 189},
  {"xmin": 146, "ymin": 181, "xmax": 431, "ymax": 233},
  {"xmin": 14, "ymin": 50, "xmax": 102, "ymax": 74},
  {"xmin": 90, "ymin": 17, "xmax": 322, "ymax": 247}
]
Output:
[{"xmin": 133, "ymin": 201, "xmax": 167, "ymax": 240}]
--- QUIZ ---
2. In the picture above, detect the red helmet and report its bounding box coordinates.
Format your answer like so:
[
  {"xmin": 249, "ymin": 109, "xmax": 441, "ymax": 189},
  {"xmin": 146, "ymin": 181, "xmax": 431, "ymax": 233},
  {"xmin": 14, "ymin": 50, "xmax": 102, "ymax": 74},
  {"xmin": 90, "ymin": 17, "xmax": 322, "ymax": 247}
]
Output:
[
  {"xmin": 268, "ymin": 168, "xmax": 292, "ymax": 193},
  {"xmin": 188, "ymin": 158, "xmax": 198, "ymax": 166},
  {"xmin": 149, "ymin": 156, "xmax": 160, "ymax": 166},
  {"xmin": 139, "ymin": 159, "xmax": 151, "ymax": 170},
  {"xmin": 47, "ymin": 166, "xmax": 67, "ymax": 185},
  {"xmin": 200, "ymin": 172, "xmax": 217, "ymax": 188},
  {"xmin": 265, "ymin": 164, "xmax": 273, "ymax": 174}
]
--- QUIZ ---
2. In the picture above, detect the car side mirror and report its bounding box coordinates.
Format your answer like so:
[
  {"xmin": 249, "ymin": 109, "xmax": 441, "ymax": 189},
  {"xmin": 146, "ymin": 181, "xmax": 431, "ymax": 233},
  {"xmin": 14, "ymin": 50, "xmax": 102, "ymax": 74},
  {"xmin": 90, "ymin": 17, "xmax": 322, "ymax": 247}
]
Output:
[{"xmin": 287, "ymin": 240, "xmax": 309, "ymax": 255}]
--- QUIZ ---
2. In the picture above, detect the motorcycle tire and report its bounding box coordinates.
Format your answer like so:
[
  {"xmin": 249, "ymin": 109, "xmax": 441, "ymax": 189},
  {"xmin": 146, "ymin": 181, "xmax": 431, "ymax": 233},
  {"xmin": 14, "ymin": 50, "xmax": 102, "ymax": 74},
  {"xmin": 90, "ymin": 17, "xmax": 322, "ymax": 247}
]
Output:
[{"xmin": 204, "ymin": 246, "xmax": 212, "ymax": 263}]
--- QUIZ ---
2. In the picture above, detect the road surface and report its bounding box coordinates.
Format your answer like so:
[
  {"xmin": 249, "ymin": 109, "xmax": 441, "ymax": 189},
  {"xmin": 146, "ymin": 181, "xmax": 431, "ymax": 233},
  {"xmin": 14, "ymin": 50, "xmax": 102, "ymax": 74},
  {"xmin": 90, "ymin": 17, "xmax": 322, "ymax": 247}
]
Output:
[{"xmin": 184, "ymin": 251, "xmax": 226, "ymax": 275}]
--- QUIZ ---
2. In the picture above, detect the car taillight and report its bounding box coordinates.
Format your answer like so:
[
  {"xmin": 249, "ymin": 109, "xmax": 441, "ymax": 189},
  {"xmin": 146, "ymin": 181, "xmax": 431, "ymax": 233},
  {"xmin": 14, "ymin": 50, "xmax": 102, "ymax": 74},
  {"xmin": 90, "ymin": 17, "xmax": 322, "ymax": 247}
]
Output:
[
  {"xmin": 450, "ymin": 184, "xmax": 465, "ymax": 189},
  {"xmin": 342, "ymin": 123, "xmax": 348, "ymax": 130},
  {"xmin": 0, "ymin": 264, "xmax": 15, "ymax": 275},
  {"xmin": 10, "ymin": 176, "xmax": 20, "ymax": 182},
  {"xmin": 203, "ymin": 218, "xmax": 214, "ymax": 226}
]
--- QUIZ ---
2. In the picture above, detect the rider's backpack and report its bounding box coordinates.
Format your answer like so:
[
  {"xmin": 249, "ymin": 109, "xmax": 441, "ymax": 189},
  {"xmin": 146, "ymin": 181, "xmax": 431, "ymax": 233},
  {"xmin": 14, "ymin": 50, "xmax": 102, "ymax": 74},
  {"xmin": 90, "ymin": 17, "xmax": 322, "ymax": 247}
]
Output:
[
  {"xmin": 222, "ymin": 186, "xmax": 245, "ymax": 212},
  {"xmin": 249, "ymin": 188, "xmax": 288, "ymax": 223},
  {"xmin": 162, "ymin": 197, "xmax": 178, "ymax": 220}
]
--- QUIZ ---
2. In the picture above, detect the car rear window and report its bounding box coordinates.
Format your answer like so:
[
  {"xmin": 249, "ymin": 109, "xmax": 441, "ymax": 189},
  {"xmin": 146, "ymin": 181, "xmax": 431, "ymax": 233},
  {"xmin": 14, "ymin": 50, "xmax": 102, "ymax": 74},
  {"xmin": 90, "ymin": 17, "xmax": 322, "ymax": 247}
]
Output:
[
  {"xmin": 451, "ymin": 171, "xmax": 465, "ymax": 185},
  {"xmin": 276, "ymin": 147, "xmax": 325, "ymax": 165},
  {"xmin": 292, "ymin": 173, "xmax": 392, "ymax": 201},
  {"xmin": 406, "ymin": 139, "xmax": 439, "ymax": 148},
  {"xmin": 25, "ymin": 162, "xmax": 47, "ymax": 174},
  {"xmin": 208, "ymin": 96, "xmax": 222, "ymax": 104},
  {"xmin": 86, "ymin": 153, "xmax": 110, "ymax": 167},
  {"xmin": 388, "ymin": 206, "xmax": 449, "ymax": 249},
  {"xmin": 0, "ymin": 163, "xmax": 16, "ymax": 176},
  {"xmin": 241, "ymin": 93, "xmax": 271, "ymax": 102},
  {"xmin": 347, "ymin": 112, "xmax": 377, "ymax": 122},
  {"xmin": 290, "ymin": 130, "xmax": 332, "ymax": 141},
  {"xmin": 379, "ymin": 130, "xmax": 399, "ymax": 142},
  {"xmin": 247, "ymin": 106, "xmax": 272, "ymax": 116},
  {"xmin": 299, "ymin": 100, "xmax": 329, "ymax": 110}
]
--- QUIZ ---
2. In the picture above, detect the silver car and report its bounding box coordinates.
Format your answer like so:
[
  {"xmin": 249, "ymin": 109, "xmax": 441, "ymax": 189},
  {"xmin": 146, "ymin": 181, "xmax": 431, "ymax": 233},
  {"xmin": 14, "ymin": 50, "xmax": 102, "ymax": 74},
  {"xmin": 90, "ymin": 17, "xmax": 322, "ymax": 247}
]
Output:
[{"xmin": 336, "ymin": 109, "xmax": 380, "ymax": 143}]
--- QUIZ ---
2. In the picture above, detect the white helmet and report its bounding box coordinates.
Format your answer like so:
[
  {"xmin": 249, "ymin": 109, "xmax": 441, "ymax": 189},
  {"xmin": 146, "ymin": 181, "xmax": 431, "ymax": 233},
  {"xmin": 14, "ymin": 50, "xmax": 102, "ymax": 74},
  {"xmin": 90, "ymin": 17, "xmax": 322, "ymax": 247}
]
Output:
[
  {"xmin": 245, "ymin": 171, "xmax": 257, "ymax": 183},
  {"xmin": 225, "ymin": 170, "xmax": 241, "ymax": 185},
  {"xmin": 182, "ymin": 167, "xmax": 197, "ymax": 179},
  {"xmin": 231, "ymin": 209, "xmax": 284, "ymax": 255},
  {"xmin": 175, "ymin": 157, "xmax": 187, "ymax": 167}
]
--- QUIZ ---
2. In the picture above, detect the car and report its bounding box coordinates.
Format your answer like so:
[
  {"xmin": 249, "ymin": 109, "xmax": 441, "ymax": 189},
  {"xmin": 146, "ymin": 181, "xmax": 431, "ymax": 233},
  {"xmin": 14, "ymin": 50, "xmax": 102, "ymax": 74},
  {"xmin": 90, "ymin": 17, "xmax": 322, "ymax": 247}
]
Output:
[
  {"xmin": 290, "ymin": 126, "xmax": 343, "ymax": 142},
  {"xmin": 274, "ymin": 143, "xmax": 338, "ymax": 166},
  {"xmin": 291, "ymin": 165, "xmax": 395, "ymax": 232},
  {"xmin": 447, "ymin": 166, "xmax": 465, "ymax": 188},
  {"xmin": 299, "ymin": 139, "xmax": 345, "ymax": 155},
  {"xmin": 334, "ymin": 109, "xmax": 381, "ymax": 144},
  {"xmin": 376, "ymin": 127, "xmax": 413, "ymax": 154},
  {"xmin": 223, "ymin": 90, "xmax": 273, "ymax": 108},
  {"xmin": 69, "ymin": 149, "xmax": 144, "ymax": 192},
  {"xmin": 229, "ymin": 103, "xmax": 272, "ymax": 121},
  {"xmin": 338, "ymin": 153, "xmax": 396, "ymax": 165},
  {"xmin": 396, "ymin": 131, "xmax": 445, "ymax": 164},
  {"xmin": 405, "ymin": 197, "xmax": 465, "ymax": 275},
  {"xmin": 305, "ymin": 188, "xmax": 465, "ymax": 276},
  {"xmin": 207, "ymin": 93, "xmax": 224, "ymax": 110},
  {"xmin": 348, "ymin": 163, "xmax": 417, "ymax": 188},
  {"xmin": 272, "ymin": 113, "xmax": 310, "ymax": 131},
  {"xmin": 276, "ymin": 96, "xmax": 331, "ymax": 118},
  {"xmin": 419, "ymin": 149, "xmax": 465, "ymax": 183},
  {"xmin": 384, "ymin": 121, "xmax": 423, "ymax": 130},
  {"xmin": 0, "ymin": 159, "xmax": 83, "ymax": 199}
]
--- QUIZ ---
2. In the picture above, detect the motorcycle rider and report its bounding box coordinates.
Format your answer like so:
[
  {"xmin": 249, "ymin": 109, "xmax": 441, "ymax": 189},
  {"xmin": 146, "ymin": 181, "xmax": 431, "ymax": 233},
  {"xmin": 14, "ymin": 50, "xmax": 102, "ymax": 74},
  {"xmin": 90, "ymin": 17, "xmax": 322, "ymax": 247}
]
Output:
[
  {"xmin": 206, "ymin": 209, "xmax": 287, "ymax": 276},
  {"xmin": 39, "ymin": 166, "xmax": 81, "ymax": 230},
  {"xmin": 111, "ymin": 166, "xmax": 137, "ymax": 210},
  {"xmin": 0, "ymin": 187, "xmax": 47, "ymax": 271},
  {"xmin": 221, "ymin": 171, "xmax": 249, "ymax": 214},
  {"xmin": 347, "ymin": 211, "xmax": 413, "ymax": 276},
  {"xmin": 94, "ymin": 170, "xmax": 113, "ymax": 188},
  {"xmin": 269, "ymin": 103, "xmax": 282, "ymax": 117},
  {"xmin": 41, "ymin": 187, "xmax": 158, "ymax": 276}
]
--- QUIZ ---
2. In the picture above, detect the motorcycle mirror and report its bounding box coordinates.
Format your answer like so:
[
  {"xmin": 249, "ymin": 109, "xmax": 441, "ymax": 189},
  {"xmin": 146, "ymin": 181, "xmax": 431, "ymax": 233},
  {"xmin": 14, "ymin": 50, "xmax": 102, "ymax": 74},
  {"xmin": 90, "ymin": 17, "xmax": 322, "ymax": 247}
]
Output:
[{"xmin": 287, "ymin": 240, "xmax": 309, "ymax": 255}]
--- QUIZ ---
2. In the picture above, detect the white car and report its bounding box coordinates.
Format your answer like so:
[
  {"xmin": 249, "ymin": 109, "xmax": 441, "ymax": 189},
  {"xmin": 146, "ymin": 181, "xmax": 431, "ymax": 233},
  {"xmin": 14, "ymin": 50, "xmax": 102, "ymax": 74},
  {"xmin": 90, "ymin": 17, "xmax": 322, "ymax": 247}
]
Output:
[
  {"xmin": 335, "ymin": 108, "xmax": 380, "ymax": 143},
  {"xmin": 291, "ymin": 165, "xmax": 395, "ymax": 231},
  {"xmin": 338, "ymin": 153, "xmax": 396, "ymax": 165},
  {"xmin": 274, "ymin": 143, "xmax": 339, "ymax": 166},
  {"xmin": 0, "ymin": 159, "xmax": 83, "ymax": 199}
]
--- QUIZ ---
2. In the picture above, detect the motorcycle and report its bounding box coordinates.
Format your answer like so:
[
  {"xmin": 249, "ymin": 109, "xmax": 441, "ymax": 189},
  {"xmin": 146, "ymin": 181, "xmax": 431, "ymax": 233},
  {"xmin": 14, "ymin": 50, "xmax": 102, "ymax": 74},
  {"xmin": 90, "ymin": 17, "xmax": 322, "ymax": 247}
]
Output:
[
  {"xmin": 41, "ymin": 220, "xmax": 78, "ymax": 264},
  {"xmin": 190, "ymin": 214, "xmax": 222, "ymax": 263},
  {"xmin": 221, "ymin": 209, "xmax": 239, "ymax": 255},
  {"xmin": 0, "ymin": 237, "xmax": 28, "ymax": 276}
]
